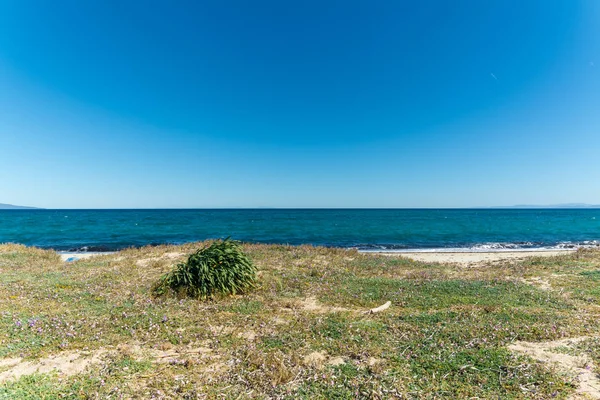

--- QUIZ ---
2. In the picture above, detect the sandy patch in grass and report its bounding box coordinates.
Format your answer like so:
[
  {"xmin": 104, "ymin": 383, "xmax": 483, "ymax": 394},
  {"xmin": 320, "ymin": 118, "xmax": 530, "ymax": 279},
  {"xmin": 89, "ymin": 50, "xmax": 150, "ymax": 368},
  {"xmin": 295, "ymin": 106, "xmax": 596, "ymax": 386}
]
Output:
[
  {"xmin": 520, "ymin": 276, "xmax": 553, "ymax": 291},
  {"xmin": 303, "ymin": 351, "xmax": 327, "ymax": 368},
  {"xmin": 327, "ymin": 356, "xmax": 346, "ymax": 366},
  {"xmin": 508, "ymin": 337, "xmax": 600, "ymax": 399},
  {"xmin": 135, "ymin": 252, "xmax": 185, "ymax": 267},
  {"xmin": 0, "ymin": 350, "xmax": 108, "ymax": 383},
  {"xmin": 294, "ymin": 296, "xmax": 350, "ymax": 313},
  {"xmin": 302, "ymin": 351, "xmax": 346, "ymax": 369},
  {"xmin": 367, "ymin": 357, "xmax": 381, "ymax": 366},
  {"xmin": 238, "ymin": 330, "xmax": 257, "ymax": 341},
  {"xmin": 0, "ymin": 343, "xmax": 222, "ymax": 383},
  {"xmin": 272, "ymin": 316, "xmax": 289, "ymax": 325},
  {"xmin": 281, "ymin": 297, "xmax": 390, "ymax": 315}
]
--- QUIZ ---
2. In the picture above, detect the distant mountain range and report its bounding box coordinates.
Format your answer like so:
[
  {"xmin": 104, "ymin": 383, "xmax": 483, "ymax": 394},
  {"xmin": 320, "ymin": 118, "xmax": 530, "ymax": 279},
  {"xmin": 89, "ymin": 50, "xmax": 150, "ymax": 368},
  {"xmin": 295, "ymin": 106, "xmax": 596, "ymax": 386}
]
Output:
[
  {"xmin": 495, "ymin": 203, "xmax": 600, "ymax": 209},
  {"xmin": 0, "ymin": 203, "xmax": 39, "ymax": 209}
]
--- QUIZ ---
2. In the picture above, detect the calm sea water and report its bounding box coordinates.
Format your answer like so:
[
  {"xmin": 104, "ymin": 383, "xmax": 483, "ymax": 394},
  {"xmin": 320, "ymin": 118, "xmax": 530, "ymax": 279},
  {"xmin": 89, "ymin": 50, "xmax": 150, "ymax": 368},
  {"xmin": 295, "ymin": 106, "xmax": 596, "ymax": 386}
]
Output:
[{"xmin": 0, "ymin": 209, "xmax": 599, "ymax": 252}]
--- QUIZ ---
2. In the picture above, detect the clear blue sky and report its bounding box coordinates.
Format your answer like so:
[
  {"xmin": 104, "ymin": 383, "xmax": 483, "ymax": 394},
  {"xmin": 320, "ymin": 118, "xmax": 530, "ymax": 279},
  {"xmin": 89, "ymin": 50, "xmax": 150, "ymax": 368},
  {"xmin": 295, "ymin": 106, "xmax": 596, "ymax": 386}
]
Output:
[{"xmin": 1, "ymin": 1, "xmax": 599, "ymax": 208}]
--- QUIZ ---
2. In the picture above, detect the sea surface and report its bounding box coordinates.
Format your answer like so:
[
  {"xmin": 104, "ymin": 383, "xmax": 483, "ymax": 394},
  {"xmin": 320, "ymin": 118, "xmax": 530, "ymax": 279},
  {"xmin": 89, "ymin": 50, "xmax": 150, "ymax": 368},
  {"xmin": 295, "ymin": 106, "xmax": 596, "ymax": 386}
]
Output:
[{"xmin": 0, "ymin": 209, "xmax": 599, "ymax": 252}]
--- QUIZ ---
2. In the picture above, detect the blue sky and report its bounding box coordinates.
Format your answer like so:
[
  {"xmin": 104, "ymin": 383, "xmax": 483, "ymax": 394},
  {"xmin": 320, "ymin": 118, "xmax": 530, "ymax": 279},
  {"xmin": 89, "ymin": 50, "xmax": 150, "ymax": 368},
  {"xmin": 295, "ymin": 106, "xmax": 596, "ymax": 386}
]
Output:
[{"xmin": 1, "ymin": 1, "xmax": 599, "ymax": 208}]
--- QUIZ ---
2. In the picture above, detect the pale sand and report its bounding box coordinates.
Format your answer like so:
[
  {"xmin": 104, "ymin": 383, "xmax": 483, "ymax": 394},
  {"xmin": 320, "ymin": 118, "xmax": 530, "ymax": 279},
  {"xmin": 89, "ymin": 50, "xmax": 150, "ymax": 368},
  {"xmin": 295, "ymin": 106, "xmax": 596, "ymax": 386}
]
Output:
[
  {"xmin": 59, "ymin": 249, "xmax": 577, "ymax": 265},
  {"xmin": 374, "ymin": 250, "xmax": 575, "ymax": 266},
  {"xmin": 59, "ymin": 252, "xmax": 111, "ymax": 262}
]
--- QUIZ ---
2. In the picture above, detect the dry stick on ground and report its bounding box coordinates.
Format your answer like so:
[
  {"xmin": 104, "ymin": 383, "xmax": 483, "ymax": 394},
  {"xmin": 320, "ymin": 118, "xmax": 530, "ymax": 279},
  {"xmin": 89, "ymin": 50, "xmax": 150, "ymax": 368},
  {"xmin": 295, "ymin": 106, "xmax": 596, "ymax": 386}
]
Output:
[{"xmin": 366, "ymin": 301, "xmax": 391, "ymax": 314}]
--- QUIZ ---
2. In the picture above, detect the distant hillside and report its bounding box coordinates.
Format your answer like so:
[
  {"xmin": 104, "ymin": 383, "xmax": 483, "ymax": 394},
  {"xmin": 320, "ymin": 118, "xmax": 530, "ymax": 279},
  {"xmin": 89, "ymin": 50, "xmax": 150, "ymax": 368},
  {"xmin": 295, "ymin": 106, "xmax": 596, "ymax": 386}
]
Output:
[{"xmin": 0, "ymin": 203, "xmax": 39, "ymax": 209}]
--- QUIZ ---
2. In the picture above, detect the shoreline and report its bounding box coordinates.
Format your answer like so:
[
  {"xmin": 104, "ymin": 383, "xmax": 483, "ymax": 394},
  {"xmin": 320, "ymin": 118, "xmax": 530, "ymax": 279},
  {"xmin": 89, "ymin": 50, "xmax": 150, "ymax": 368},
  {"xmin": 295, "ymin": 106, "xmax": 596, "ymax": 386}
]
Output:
[
  {"xmin": 377, "ymin": 249, "xmax": 575, "ymax": 265},
  {"xmin": 358, "ymin": 247, "xmax": 582, "ymax": 253},
  {"xmin": 57, "ymin": 247, "xmax": 579, "ymax": 265}
]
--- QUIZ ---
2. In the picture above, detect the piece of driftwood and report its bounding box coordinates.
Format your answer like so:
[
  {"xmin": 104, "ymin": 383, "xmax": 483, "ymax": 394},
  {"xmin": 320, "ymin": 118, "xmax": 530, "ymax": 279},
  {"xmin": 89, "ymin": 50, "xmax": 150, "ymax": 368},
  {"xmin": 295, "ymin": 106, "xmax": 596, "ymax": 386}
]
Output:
[{"xmin": 366, "ymin": 301, "xmax": 391, "ymax": 314}]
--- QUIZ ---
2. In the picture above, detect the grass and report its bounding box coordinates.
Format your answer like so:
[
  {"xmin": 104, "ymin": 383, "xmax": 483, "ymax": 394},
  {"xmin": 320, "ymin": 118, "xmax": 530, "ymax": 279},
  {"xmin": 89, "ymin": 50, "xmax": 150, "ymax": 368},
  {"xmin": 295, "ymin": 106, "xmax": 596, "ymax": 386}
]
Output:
[{"xmin": 1, "ymin": 242, "xmax": 600, "ymax": 398}]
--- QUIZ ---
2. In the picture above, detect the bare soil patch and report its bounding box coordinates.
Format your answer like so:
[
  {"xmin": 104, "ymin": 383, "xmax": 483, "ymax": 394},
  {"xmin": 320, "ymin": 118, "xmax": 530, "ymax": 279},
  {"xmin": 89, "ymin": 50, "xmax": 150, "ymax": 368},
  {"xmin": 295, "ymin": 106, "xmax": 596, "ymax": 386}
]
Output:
[
  {"xmin": 302, "ymin": 351, "xmax": 346, "ymax": 369},
  {"xmin": 135, "ymin": 252, "xmax": 184, "ymax": 267},
  {"xmin": 508, "ymin": 337, "xmax": 600, "ymax": 399},
  {"xmin": 0, "ymin": 343, "xmax": 222, "ymax": 383},
  {"xmin": 0, "ymin": 350, "xmax": 107, "ymax": 383},
  {"xmin": 294, "ymin": 296, "xmax": 351, "ymax": 313},
  {"xmin": 519, "ymin": 276, "xmax": 553, "ymax": 291}
]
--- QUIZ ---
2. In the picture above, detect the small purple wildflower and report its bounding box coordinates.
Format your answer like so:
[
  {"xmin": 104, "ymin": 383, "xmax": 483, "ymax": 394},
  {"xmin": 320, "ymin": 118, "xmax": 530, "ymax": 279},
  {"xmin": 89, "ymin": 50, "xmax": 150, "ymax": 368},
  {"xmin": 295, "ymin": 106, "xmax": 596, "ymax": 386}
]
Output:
[
  {"xmin": 15, "ymin": 320, "xmax": 22, "ymax": 328},
  {"xmin": 162, "ymin": 315, "xmax": 168, "ymax": 323}
]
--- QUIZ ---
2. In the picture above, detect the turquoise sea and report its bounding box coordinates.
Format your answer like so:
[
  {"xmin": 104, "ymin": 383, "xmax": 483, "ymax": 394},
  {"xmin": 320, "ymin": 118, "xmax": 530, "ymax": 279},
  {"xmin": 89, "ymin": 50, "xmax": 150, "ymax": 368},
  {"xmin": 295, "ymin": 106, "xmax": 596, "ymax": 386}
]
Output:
[{"xmin": 0, "ymin": 209, "xmax": 599, "ymax": 252}]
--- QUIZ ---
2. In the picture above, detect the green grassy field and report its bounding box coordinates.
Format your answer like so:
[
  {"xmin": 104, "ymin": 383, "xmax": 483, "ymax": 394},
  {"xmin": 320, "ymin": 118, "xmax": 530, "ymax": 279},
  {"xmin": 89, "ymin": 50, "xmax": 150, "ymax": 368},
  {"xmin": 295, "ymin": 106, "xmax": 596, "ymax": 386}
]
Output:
[{"xmin": 1, "ymin": 243, "xmax": 600, "ymax": 399}]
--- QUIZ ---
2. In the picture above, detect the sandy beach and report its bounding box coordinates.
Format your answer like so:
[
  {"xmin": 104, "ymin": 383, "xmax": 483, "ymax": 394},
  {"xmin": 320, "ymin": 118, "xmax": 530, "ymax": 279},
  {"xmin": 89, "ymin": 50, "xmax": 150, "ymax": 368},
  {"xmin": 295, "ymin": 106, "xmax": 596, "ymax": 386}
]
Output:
[
  {"xmin": 61, "ymin": 249, "xmax": 578, "ymax": 266},
  {"xmin": 376, "ymin": 249, "xmax": 575, "ymax": 266}
]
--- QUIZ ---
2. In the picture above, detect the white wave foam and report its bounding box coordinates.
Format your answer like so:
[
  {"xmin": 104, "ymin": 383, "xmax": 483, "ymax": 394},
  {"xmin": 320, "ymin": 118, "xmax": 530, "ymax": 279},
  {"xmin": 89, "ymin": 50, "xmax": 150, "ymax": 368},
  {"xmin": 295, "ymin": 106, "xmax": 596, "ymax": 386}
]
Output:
[{"xmin": 358, "ymin": 240, "xmax": 600, "ymax": 253}]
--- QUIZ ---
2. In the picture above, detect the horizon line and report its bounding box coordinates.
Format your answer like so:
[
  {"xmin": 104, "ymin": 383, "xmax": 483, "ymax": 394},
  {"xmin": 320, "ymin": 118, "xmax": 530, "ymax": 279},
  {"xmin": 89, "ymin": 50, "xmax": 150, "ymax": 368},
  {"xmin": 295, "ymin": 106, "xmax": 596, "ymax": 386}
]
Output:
[{"xmin": 3, "ymin": 206, "xmax": 600, "ymax": 210}]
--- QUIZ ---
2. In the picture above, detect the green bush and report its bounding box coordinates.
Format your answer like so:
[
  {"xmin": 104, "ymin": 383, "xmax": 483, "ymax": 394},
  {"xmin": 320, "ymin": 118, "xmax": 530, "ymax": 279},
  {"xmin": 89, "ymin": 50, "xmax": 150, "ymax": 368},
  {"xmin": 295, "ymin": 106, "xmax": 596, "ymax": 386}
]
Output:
[{"xmin": 152, "ymin": 239, "xmax": 257, "ymax": 299}]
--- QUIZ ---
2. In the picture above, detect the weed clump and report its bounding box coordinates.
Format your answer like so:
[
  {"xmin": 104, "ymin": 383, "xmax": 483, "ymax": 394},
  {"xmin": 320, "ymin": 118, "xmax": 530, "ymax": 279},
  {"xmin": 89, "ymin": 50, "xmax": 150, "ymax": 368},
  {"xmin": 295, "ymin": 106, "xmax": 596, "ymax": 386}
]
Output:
[{"xmin": 153, "ymin": 239, "xmax": 256, "ymax": 299}]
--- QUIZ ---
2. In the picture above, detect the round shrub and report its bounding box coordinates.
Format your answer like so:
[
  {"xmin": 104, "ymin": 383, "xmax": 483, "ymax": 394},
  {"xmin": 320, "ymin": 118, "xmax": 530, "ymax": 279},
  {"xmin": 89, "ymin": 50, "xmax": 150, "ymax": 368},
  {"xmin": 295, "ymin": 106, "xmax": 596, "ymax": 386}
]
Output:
[{"xmin": 153, "ymin": 238, "xmax": 257, "ymax": 299}]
